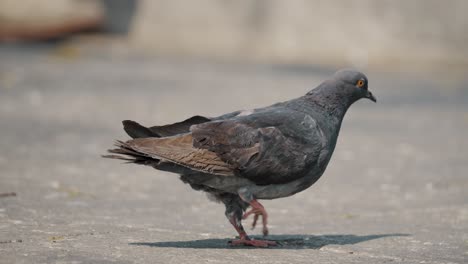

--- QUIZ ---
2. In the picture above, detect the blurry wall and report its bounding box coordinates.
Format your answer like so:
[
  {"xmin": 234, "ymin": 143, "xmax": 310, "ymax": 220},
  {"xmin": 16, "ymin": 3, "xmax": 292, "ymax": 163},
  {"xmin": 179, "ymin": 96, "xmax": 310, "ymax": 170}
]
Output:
[
  {"xmin": 0, "ymin": 0, "xmax": 104, "ymax": 40},
  {"xmin": 1, "ymin": 0, "xmax": 467, "ymax": 72},
  {"xmin": 131, "ymin": 0, "xmax": 468, "ymax": 71}
]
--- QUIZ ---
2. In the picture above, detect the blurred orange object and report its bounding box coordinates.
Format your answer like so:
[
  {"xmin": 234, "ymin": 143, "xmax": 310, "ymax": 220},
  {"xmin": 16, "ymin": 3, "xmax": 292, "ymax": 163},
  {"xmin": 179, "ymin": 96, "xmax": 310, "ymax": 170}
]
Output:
[{"xmin": 0, "ymin": 0, "xmax": 104, "ymax": 41}]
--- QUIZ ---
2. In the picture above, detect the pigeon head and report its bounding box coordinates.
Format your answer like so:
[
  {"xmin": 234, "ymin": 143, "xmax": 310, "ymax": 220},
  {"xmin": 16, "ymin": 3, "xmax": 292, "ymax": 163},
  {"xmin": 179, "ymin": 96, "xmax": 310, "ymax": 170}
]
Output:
[
  {"xmin": 306, "ymin": 69, "xmax": 377, "ymax": 118},
  {"xmin": 332, "ymin": 69, "xmax": 377, "ymax": 103},
  {"xmin": 305, "ymin": 69, "xmax": 376, "ymax": 116}
]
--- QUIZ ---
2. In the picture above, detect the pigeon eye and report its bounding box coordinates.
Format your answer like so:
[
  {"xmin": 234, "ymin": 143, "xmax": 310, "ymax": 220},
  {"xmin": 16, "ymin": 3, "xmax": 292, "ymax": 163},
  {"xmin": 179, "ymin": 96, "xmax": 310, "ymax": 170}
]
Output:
[{"xmin": 356, "ymin": 79, "xmax": 365, "ymax": 88}]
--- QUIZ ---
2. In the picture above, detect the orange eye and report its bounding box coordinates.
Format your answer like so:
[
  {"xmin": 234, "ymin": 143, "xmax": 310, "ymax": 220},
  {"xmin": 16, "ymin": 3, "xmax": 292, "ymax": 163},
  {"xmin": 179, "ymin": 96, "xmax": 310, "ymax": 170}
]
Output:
[{"xmin": 356, "ymin": 79, "xmax": 365, "ymax": 88}]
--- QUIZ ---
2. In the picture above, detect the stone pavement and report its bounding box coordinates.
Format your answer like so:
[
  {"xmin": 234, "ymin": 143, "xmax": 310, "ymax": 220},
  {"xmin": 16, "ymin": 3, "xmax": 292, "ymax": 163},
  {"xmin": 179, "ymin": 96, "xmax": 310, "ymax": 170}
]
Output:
[{"xmin": 0, "ymin": 45, "xmax": 467, "ymax": 263}]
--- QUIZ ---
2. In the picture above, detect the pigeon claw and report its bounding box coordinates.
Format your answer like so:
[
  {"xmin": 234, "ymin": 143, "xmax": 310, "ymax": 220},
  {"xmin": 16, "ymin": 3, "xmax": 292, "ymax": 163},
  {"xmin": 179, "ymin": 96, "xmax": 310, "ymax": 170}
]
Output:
[
  {"xmin": 242, "ymin": 199, "xmax": 269, "ymax": 236},
  {"xmin": 228, "ymin": 238, "xmax": 277, "ymax": 248}
]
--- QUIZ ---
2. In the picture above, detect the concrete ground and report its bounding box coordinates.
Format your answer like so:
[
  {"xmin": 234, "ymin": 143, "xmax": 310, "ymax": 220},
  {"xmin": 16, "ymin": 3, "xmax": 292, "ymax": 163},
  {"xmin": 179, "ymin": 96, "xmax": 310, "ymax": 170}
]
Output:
[{"xmin": 0, "ymin": 44, "xmax": 467, "ymax": 263}]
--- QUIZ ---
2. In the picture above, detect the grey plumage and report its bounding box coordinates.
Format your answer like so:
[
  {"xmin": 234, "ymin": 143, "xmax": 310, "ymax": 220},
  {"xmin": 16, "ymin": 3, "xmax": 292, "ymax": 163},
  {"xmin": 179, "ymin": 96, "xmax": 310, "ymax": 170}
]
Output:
[{"xmin": 103, "ymin": 69, "xmax": 376, "ymax": 246}]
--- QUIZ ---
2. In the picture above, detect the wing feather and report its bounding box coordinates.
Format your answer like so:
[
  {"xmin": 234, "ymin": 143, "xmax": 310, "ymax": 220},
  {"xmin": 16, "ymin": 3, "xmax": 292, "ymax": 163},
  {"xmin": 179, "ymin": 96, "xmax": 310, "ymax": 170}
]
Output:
[{"xmin": 121, "ymin": 134, "xmax": 235, "ymax": 176}]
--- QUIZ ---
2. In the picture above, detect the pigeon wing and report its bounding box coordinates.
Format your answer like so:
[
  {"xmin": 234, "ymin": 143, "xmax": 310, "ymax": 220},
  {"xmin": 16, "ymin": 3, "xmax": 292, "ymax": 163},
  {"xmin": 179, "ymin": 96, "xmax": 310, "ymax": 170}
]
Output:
[
  {"xmin": 190, "ymin": 108, "xmax": 326, "ymax": 185},
  {"xmin": 118, "ymin": 133, "xmax": 235, "ymax": 176}
]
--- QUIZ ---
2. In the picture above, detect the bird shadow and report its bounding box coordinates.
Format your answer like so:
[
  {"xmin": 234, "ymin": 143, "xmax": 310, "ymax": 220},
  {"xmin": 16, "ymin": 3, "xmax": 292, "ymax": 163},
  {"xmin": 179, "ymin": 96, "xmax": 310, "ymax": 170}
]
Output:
[{"xmin": 129, "ymin": 233, "xmax": 409, "ymax": 249}]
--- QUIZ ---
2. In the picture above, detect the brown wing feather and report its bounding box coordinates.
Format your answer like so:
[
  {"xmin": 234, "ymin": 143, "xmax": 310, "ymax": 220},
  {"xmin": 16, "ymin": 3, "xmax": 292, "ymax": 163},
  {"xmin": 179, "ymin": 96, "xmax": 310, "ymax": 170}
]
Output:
[{"xmin": 122, "ymin": 134, "xmax": 235, "ymax": 176}]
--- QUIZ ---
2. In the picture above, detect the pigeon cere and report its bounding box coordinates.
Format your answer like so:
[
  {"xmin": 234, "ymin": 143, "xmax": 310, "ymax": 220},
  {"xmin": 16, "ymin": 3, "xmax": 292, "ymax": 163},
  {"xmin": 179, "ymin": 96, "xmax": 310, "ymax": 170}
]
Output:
[{"xmin": 103, "ymin": 69, "xmax": 377, "ymax": 247}]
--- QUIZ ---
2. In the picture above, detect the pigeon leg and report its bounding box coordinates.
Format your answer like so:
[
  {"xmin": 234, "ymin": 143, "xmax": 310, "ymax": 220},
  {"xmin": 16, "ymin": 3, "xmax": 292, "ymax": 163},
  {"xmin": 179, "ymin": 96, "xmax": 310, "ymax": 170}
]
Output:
[
  {"xmin": 227, "ymin": 213, "xmax": 277, "ymax": 247},
  {"xmin": 238, "ymin": 188, "xmax": 270, "ymax": 236},
  {"xmin": 223, "ymin": 194, "xmax": 277, "ymax": 247},
  {"xmin": 242, "ymin": 199, "xmax": 270, "ymax": 236}
]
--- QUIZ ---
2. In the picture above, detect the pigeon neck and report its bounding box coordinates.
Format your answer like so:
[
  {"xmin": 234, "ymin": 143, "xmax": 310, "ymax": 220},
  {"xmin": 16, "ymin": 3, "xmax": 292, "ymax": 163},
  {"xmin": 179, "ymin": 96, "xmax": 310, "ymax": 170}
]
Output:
[{"xmin": 305, "ymin": 82, "xmax": 353, "ymax": 119}]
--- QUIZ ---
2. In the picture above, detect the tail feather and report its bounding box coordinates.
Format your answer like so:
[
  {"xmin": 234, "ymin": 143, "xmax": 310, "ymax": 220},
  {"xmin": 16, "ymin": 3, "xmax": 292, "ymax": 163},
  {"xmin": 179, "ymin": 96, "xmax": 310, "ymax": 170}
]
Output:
[
  {"xmin": 102, "ymin": 140, "xmax": 158, "ymax": 165},
  {"xmin": 122, "ymin": 116, "xmax": 211, "ymax": 139},
  {"xmin": 101, "ymin": 154, "xmax": 134, "ymax": 161},
  {"xmin": 123, "ymin": 120, "xmax": 159, "ymax": 139},
  {"xmin": 149, "ymin": 115, "xmax": 211, "ymax": 137}
]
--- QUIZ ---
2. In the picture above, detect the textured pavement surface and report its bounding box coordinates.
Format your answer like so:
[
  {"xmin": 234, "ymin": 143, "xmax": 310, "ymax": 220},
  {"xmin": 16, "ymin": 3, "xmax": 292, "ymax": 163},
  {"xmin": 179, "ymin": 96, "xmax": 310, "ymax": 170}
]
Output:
[{"xmin": 1, "ymin": 44, "xmax": 468, "ymax": 263}]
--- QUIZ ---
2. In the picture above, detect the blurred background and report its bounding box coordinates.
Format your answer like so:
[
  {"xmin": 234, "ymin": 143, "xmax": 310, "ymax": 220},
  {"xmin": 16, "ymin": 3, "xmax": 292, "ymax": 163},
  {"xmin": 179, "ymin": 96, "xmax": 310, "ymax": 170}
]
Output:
[
  {"xmin": 1, "ymin": 0, "xmax": 467, "ymax": 263},
  {"xmin": 2, "ymin": 0, "xmax": 468, "ymax": 71}
]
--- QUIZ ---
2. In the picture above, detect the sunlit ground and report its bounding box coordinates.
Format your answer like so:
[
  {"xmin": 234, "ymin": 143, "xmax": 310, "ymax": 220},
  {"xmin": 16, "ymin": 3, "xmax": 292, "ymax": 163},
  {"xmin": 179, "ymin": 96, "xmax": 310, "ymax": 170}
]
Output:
[{"xmin": 1, "ymin": 43, "xmax": 467, "ymax": 263}]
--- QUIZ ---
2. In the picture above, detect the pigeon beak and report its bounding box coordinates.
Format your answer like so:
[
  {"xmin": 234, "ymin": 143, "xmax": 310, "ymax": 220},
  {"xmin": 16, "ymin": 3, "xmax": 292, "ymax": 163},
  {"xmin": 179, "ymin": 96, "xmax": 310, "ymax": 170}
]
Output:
[{"xmin": 366, "ymin": 91, "xmax": 377, "ymax": 103}]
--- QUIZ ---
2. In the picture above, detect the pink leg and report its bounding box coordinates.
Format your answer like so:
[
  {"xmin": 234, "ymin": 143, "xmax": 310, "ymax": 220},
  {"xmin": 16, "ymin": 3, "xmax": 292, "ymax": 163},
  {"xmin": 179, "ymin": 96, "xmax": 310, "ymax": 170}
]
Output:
[
  {"xmin": 242, "ymin": 199, "xmax": 269, "ymax": 236},
  {"xmin": 227, "ymin": 214, "xmax": 277, "ymax": 247}
]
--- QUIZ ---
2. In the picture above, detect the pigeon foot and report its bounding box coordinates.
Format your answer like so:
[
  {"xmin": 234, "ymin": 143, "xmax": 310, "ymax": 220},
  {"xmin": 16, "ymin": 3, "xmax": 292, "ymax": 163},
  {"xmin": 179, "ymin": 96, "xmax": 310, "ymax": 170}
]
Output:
[
  {"xmin": 242, "ymin": 199, "xmax": 269, "ymax": 236},
  {"xmin": 228, "ymin": 238, "xmax": 277, "ymax": 247}
]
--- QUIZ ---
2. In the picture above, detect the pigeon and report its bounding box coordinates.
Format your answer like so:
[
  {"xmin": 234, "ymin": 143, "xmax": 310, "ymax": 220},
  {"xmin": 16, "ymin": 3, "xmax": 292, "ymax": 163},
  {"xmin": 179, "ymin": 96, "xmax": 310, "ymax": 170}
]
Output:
[{"xmin": 103, "ymin": 69, "xmax": 376, "ymax": 247}]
